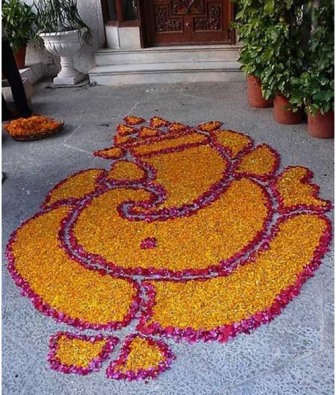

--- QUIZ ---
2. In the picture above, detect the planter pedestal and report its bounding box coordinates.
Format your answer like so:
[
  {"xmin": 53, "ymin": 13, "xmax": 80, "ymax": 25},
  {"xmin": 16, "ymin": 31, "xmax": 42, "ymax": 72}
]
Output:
[
  {"xmin": 273, "ymin": 94, "xmax": 304, "ymax": 124},
  {"xmin": 247, "ymin": 75, "xmax": 273, "ymax": 108},
  {"xmin": 40, "ymin": 29, "xmax": 86, "ymax": 86},
  {"xmin": 308, "ymin": 110, "xmax": 334, "ymax": 139},
  {"xmin": 54, "ymin": 56, "xmax": 85, "ymax": 85}
]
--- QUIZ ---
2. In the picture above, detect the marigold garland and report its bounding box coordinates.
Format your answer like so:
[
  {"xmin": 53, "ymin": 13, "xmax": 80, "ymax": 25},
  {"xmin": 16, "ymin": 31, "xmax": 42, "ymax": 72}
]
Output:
[{"xmin": 6, "ymin": 116, "xmax": 332, "ymax": 381}]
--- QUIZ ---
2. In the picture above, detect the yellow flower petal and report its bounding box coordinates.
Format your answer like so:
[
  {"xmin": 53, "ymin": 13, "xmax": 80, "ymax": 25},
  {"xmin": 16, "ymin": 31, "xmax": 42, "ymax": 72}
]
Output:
[{"xmin": 147, "ymin": 214, "xmax": 327, "ymax": 330}]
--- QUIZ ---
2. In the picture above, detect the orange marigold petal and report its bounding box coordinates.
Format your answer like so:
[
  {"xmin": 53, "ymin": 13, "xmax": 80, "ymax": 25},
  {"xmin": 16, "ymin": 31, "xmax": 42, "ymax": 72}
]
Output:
[
  {"xmin": 197, "ymin": 121, "xmax": 223, "ymax": 132},
  {"xmin": 11, "ymin": 207, "xmax": 138, "ymax": 326},
  {"xmin": 141, "ymin": 144, "xmax": 227, "ymax": 209},
  {"xmin": 139, "ymin": 127, "xmax": 161, "ymax": 139},
  {"xmin": 93, "ymin": 147, "xmax": 125, "ymax": 160},
  {"xmin": 43, "ymin": 169, "xmax": 105, "ymax": 207},
  {"xmin": 168, "ymin": 122, "xmax": 189, "ymax": 133},
  {"xmin": 114, "ymin": 134, "xmax": 136, "ymax": 146},
  {"xmin": 235, "ymin": 144, "xmax": 279, "ymax": 178},
  {"xmin": 115, "ymin": 336, "xmax": 165, "ymax": 373},
  {"xmin": 150, "ymin": 117, "xmax": 171, "ymax": 128},
  {"xmin": 107, "ymin": 160, "xmax": 146, "ymax": 181},
  {"xmin": 50, "ymin": 333, "xmax": 117, "ymax": 371},
  {"xmin": 275, "ymin": 166, "xmax": 330, "ymax": 212},
  {"xmin": 211, "ymin": 129, "xmax": 253, "ymax": 158},
  {"xmin": 74, "ymin": 179, "xmax": 269, "ymax": 272},
  {"xmin": 117, "ymin": 125, "xmax": 138, "ymax": 137},
  {"xmin": 123, "ymin": 116, "xmax": 146, "ymax": 125},
  {"xmin": 132, "ymin": 131, "xmax": 207, "ymax": 157},
  {"xmin": 145, "ymin": 214, "xmax": 328, "ymax": 330},
  {"xmin": 106, "ymin": 335, "xmax": 174, "ymax": 379},
  {"xmin": 4, "ymin": 115, "xmax": 62, "ymax": 137}
]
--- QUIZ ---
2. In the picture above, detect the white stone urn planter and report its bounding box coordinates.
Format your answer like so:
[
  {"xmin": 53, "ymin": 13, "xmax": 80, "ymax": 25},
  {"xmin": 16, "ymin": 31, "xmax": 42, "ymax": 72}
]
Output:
[{"xmin": 39, "ymin": 29, "xmax": 86, "ymax": 85}]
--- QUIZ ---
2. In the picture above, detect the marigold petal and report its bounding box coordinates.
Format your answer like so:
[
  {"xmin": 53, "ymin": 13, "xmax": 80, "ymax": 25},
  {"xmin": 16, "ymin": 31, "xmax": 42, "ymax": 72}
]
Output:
[
  {"xmin": 123, "ymin": 116, "xmax": 146, "ymax": 125},
  {"xmin": 144, "ymin": 214, "xmax": 328, "ymax": 331},
  {"xmin": 73, "ymin": 179, "xmax": 269, "ymax": 272},
  {"xmin": 235, "ymin": 144, "xmax": 279, "ymax": 179},
  {"xmin": 93, "ymin": 147, "xmax": 125, "ymax": 160},
  {"xmin": 49, "ymin": 332, "xmax": 118, "ymax": 374},
  {"xmin": 43, "ymin": 169, "xmax": 105, "ymax": 207},
  {"xmin": 210, "ymin": 129, "xmax": 253, "ymax": 158},
  {"xmin": 274, "ymin": 166, "xmax": 331, "ymax": 212},
  {"xmin": 9, "ymin": 207, "xmax": 138, "ymax": 327},
  {"xmin": 150, "ymin": 117, "xmax": 171, "ymax": 128},
  {"xmin": 197, "ymin": 121, "xmax": 223, "ymax": 132},
  {"xmin": 107, "ymin": 160, "xmax": 146, "ymax": 182},
  {"xmin": 139, "ymin": 127, "xmax": 161, "ymax": 139},
  {"xmin": 106, "ymin": 335, "xmax": 174, "ymax": 380}
]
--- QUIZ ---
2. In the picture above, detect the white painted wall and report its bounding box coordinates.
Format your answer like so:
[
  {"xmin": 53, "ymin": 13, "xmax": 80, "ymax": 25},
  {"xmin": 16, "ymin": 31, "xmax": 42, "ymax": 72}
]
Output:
[{"xmin": 24, "ymin": 0, "xmax": 105, "ymax": 77}]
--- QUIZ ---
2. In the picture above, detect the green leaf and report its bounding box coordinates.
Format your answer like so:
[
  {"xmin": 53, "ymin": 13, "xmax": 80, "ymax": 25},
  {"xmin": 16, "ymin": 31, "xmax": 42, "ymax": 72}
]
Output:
[{"xmin": 264, "ymin": 0, "xmax": 275, "ymax": 14}]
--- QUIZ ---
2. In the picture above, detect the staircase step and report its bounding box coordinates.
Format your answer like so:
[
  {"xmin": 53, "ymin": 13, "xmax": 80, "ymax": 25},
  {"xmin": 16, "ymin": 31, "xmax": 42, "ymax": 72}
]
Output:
[
  {"xmin": 89, "ymin": 61, "xmax": 243, "ymax": 86},
  {"xmin": 94, "ymin": 45, "xmax": 241, "ymax": 66}
]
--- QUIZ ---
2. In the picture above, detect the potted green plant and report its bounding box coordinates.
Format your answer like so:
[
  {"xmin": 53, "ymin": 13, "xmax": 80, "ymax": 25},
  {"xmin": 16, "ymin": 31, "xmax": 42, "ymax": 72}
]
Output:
[
  {"xmin": 33, "ymin": 0, "xmax": 91, "ymax": 85},
  {"xmin": 2, "ymin": 0, "xmax": 38, "ymax": 69},
  {"xmin": 298, "ymin": 0, "xmax": 334, "ymax": 138},
  {"xmin": 234, "ymin": 0, "xmax": 273, "ymax": 108},
  {"xmin": 259, "ymin": 0, "xmax": 310, "ymax": 124}
]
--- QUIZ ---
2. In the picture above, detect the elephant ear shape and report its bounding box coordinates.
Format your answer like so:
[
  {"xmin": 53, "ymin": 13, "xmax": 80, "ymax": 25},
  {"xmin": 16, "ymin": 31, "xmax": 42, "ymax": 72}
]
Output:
[
  {"xmin": 48, "ymin": 332, "xmax": 118, "ymax": 375},
  {"xmin": 273, "ymin": 166, "xmax": 332, "ymax": 213},
  {"xmin": 106, "ymin": 335, "xmax": 175, "ymax": 380},
  {"xmin": 42, "ymin": 169, "xmax": 107, "ymax": 208}
]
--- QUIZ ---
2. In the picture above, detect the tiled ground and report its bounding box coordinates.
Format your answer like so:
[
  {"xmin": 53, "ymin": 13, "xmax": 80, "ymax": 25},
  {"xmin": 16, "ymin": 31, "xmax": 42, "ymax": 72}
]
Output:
[{"xmin": 2, "ymin": 81, "xmax": 334, "ymax": 395}]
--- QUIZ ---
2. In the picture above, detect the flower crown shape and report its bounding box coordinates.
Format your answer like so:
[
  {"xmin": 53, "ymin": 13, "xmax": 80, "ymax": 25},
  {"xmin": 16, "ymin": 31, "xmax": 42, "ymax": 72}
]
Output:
[{"xmin": 7, "ymin": 115, "xmax": 332, "ymax": 380}]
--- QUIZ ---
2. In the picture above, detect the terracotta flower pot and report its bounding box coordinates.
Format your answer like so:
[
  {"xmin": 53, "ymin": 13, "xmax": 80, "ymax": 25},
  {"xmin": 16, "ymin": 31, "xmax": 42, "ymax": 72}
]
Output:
[
  {"xmin": 14, "ymin": 46, "xmax": 27, "ymax": 69},
  {"xmin": 307, "ymin": 110, "xmax": 334, "ymax": 139},
  {"xmin": 247, "ymin": 75, "xmax": 273, "ymax": 108},
  {"xmin": 273, "ymin": 94, "xmax": 304, "ymax": 124}
]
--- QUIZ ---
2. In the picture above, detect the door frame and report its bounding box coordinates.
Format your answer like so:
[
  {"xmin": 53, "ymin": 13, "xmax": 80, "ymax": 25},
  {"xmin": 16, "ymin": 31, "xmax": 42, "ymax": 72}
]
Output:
[
  {"xmin": 100, "ymin": 0, "xmax": 237, "ymax": 48},
  {"xmin": 140, "ymin": 1, "xmax": 237, "ymax": 48}
]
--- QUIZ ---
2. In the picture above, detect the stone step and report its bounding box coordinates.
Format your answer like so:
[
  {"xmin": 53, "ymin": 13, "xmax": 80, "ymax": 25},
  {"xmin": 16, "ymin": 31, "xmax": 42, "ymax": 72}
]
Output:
[
  {"xmin": 89, "ymin": 61, "xmax": 243, "ymax": 86},
  {"xmin": 94, "ymin": 45, "xmax": 241, "ymax": 66}
]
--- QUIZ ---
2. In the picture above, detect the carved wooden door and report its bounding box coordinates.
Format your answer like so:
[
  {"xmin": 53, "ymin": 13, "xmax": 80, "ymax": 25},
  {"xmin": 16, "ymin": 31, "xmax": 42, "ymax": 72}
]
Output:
[{"xmin": 143, "ymin": 0, "xmax": 234, "ymax": 46}]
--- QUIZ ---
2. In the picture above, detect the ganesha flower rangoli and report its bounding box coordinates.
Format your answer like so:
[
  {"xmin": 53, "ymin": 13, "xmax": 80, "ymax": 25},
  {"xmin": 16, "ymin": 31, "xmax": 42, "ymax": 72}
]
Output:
[{"xmin": 6, "ymin": 116, "xmax": 332, "ymax": 380}]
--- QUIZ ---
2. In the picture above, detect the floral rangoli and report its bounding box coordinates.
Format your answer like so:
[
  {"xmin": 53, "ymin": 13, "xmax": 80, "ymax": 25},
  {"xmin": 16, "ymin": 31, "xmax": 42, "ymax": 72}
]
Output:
[{"xmin": 7, "ymin": 116, "xmax": 332, "ymax": 380}]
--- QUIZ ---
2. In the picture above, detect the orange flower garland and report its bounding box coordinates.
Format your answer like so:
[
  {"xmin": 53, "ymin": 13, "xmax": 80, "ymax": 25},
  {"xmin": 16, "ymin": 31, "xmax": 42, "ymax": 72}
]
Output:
[{"xmin": 6, "ymin": 117, "xmax": 332, "ymax": 381}]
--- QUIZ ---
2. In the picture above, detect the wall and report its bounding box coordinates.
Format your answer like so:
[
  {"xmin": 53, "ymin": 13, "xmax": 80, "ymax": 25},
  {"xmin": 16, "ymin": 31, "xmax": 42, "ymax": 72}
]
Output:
[{"xmin": 24, "ymin": 0, "xmax": 105, "ymax": 77}]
